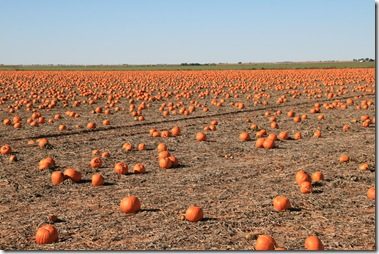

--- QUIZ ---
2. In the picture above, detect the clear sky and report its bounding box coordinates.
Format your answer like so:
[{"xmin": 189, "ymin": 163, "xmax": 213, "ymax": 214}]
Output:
[{"xmin": 0, "ymin": 0, "xmax": 375, "ymax": 65}]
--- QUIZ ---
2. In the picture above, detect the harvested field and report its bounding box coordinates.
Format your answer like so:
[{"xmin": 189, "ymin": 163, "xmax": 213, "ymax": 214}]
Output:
[{"xmin": 0, "ymin": 69, "xmax": 375, "ymax": 250}]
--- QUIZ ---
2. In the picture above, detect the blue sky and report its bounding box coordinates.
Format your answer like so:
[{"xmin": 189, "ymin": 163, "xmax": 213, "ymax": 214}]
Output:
[{"xmin": 0, "ymin": 0, "xmax": 375, "ymax": 64}]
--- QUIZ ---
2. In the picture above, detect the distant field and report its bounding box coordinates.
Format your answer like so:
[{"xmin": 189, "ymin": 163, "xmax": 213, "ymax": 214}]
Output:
[{"xmin": 0, "ymin": 61, "xmax": 375, "ymax": 71}]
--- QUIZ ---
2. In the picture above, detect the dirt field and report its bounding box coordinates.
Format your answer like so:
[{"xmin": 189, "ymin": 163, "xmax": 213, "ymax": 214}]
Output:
[{"xmin": 0, "ymin": 69, "xmax": 375, "ymax": 250}]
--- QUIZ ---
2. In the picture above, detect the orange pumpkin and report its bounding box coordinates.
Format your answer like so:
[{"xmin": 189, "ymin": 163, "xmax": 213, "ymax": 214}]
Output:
[
  {"xmin": 87, "ymin": 122, "xmax": 96, "ymax": 129},
  {"xmin": 185, "ymin": 205, "xmax": 203, "ymax": 222},
  {"xmin": 0, "ymin": 144, "xmax": 12, "ymax": 155},
  {"xmin": 255, "ymin": 235, "xmax": 276, "ymax": 250},
  {"xmin": 278, "ymin": 131, "xmax": 289, "ymax": 140},
  {"xmin": 91, "ymin": 173, "xmax": 104, "ymax": 187},
  {"xmin": 296, "ymin": 170, "xmax": 311, "ymax": 185},
  {"xmin": 114, "ymin": 162, "xmax": 128, "ymax": 174},
  {"xmin": 133, "ymin": 163, "xmax": 145, "ymax": 174},
  {"xmin": 51, "ymin": 171, "xmax": 65, "ymax": 185},
  {"xmin": 300, "ymin": 181, "xmax": 312, "ymax": 194},
  {"xmin": 304, "ymin": 236, "xmax": 324, "ymax": 250},
  {"xmin": 35, "ymin": 224, "xmax": 58, "ymax": 244},
  {"xmin": 239, "ymin": 131, "xmax": 250, "ymax": 141},
  {"xmin": 38, "ymin": 138, "xmax": 49, "ymax": 149},
  {"xmin": 171, "ymin": 126, "xmax": 181, "ymax": 136},
  {"xmin": 120, "ymin": 195, "xmax": 141, "ymax": 213},
  {"xmin": 137, "ymin": 143, "xmax": 145, "ymax": 151},
  {"xmin": 157, "ymin": 143, "xmax": 167, "ymax": 152},
  {"xmin": 196, "ymin": 132, "xmax": 206, "ymax": 142},
  {"xmin": 311, "ymin": 171, "xmax": 324, "ymax": 182},
  {"xmin": 255, "ymin": 138, "xmax": 265, "ymax": 148},
  {"xmin": 159, "ymin": 157, "xmax": 172, "ymax": 169},
  {"xmin": 123, "ymin": 143, "xmax": 133, "ymax": 151},
  {"xmin": 38, "ymin": 157, "xmax": 56, "ymax": 170},
  {"xmin": 168, "ymin": 155, "xmax": 178, "ymax": 167},
  {"xmin": 64, "ymin": 168, "xmax": 82, "ymax": 182},
  {"xmin": 273, "ymin": 195, "xmax": 290, "ymax": 211},
  {"xmin": 90, "ymin": 157, "xmax": 102, "ymax": 169},
  {"xmin": 367, "ymin": 186, "xmax": 375, "ymax": 200},
  {"xmin": 339, "ymin": 154, "xmax": 349, "ymax": 163},
  {"xmin": 263, "ymin": 138, "xmax": 275, "ymax": 149}
]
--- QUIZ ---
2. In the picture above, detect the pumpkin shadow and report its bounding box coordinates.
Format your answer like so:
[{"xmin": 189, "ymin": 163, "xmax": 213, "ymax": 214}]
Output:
[
  {"xmin": 202, "ymin": 217, "xmax": 218, "ymax": 221},
  {"xmin": 52, "ymin": 218, "xmax": 66, "ymax": 223},
  {"xmin": 288, "ymin": 207, "xmax": 302, "ymax": 212},
  {"xmin": 312, "ymin": 182, "xmax": 323, "ymax": 187},
  {"xmin": 140, "ymin": 208, "xmax": 161, "ymax": 213},
  {"xmin": 312, "ymin": 189, "xmax": 323, "ymax": 194},
  {"xmin": 103, "ymin": 182, "xmax": 115, "ymax": 186},
  {"xmin": 78, "ymin": 179, "xmax": 92, "ymax": 184},
  {"xmin": 172, "ymin": 164, "xmax": 187, "ymax": 169}
]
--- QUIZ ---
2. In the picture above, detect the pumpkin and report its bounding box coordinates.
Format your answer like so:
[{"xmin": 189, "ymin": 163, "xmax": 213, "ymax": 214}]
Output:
[
  {"xmin": 342, "ymin": 124, "xmax": 350, "ymax": 132},
  {"xmin": 287, "ymin": 111, "xmax": 295, "ymax": 117},
  {"xmin": 296, "ymin": 170, "xmax": 311, "ymax": 185},
  {"xmin": 102, "ymin": 119, "xmax": 110, "ymax": 126},
  {"xmin": 114, "ymin": 162, "xmax": 128, "ymax": 174},
  {"xmin": 367, "ymin": 186, "xmax": 375, "ymax": 200},
  {"xmin": 256, "ymin": 129, "xmax": 267, "ymax": 138},
  {"xmin": 159, "ymin": 157, "xmax": 172, "ymax": 169},
  {"xmin": 152, "ymin": 130, "xmax": 160, "ymax": 137},
  {"xmin": 339, "ymin": 154, "xmax": 349, "ymax": 163},
  {"xmin": 158, "ymin": 150, "xmax": 170, "ymax": 159},
  {"xmin": 210, "ymin": 120, "xmax": 218, "ymax": 125},
  {"xmin": 263, "ymin": 138, "xmax": 275, "ymax": 149},
  {"xmin": 171, "ymin": 126, "xmax": 181, "ymax": 136},
  {"xmin": 294, "ymin": 132, "xmax": 302, "ymax": 140},
  {"xmin": 87, "ymin": 122, "xmax": 96, "ymax": 129},
  {"xmin": 51, "ymin": 171, "xmax": 65, "ymax": 185},
  {"xmin": 35, "ymin": 224, "xmax": 58, "ymax": 244},
  {"xmin": 58, "ymin": 124, "xmax": 66, "ymax": 131},
  {"xmin": 185, "ymin": 205, "xmax": 203, "ymax": 222},
  {"xmin": 122, "ymin": 143, "xmax": 133, "ymax": 151},
  {"xmin": 250, "ymin": 124, "xmax": 258, "ymax": 130},
  {"xmin": 300, "ymin": 181, "xmax": 312, "ymax": 194},
  {"xmin": 0, "ymin": 144, "xmax": 12, "ymax": 155},
  {"xmin": 161, "ymin": 130, "xmax": 170, "ymax": 138},
  {"xmin": 38, "ymin": 138, "xmax": 49, "ymax": 149},
  {"xmin": 256, "ymin": 138, "xmax": 265, "ymax": 148},
  {"xmin": 304, "ymin": 236, "xmax": 324, "ymax": 250},
  {"xmin": 270, "ymin": 122, "xmax": 279, "ymax": 129},
  {"xmin": 359, "ymin": 163, "xmax": 369, "ymax": 171},
  {"xmin": 255, "ymin": 235, "xmax": 276, "ymax": 250},
  {"xmin": 39, "ymin": 157, "xmax": 56, "ymax": 170},
  {"xmin": 311, "ymin": 171, "xmax": 324, "ymax": 182},
  {"xmin": 90, "ymin": 157, "xmax": 102, "ymax": 169},
  {"xmin": 92, "ymin": 173, "xmax": 104, "ymax": 187},
  {"xmin": 313, "ymin": 130, "xmax": 321, "ymax": 138},
  {"xmin": 157, "ymin": 143, "xmax": 167, "ymax": 152},
  {"xmin": 133, "ymin": 163, "xmax": 145, "ymax": 174},
  {"xmin": 63, "ymin": 168, "xmax": 82, "ymax": 182},
  {"xmin": 92, "ymin": 149, "xmax": 101, "ymax": 156},
  {"xmin": 196, "ymin": 132, "xmax": 206, "ymax": 141},
  {"xmin": 168, "ymin": 155, "xmax": 178, "ymax": 167},
  {"xmin": 239, "ymin": 131, "xmax": 250, "ymax": 141},
  {"xmin": 278, "ymin": 131, "xmax": 289, "ymax": 140},
  {"xmin": 273, "ymin": 195, "xmax": 290, "ymax": 211},
  {"xmin": 9, "ymin": 154, "xmax": 17, "ymax": 162},
  {"xmin": 101, "ymin": 151, "xmax": 110, "ymax": 158},
  {"xmin": 293, "ymin": 116, "xmax": 301, "ymax": 123},
  {"xmin": 267, "ymin": 133, "xmax": 277, "ymax": 141},
  {"xmin": 120, "ymin": 195, "xmax": 141, "ymax": 213},
  {"xmin": 137, "ymin": 143, "xmax": 145, "ymax": 151}
]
